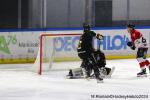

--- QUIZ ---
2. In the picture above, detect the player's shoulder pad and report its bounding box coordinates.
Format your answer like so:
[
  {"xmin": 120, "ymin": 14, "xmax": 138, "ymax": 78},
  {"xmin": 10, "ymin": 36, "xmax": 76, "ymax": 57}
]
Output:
[{"xmin": 90, "ymin": 31, "xmax": 96, "ymax": 36}]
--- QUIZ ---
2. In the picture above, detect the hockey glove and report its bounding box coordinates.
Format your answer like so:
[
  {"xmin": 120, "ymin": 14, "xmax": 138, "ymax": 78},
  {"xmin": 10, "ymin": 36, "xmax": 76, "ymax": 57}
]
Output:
[
  {"xmin": 127, "ymin": 41, "xmax": 136, "ymax": 50},
  {"xmin": 127, "ymin": 41, "xmax": 133, "ymax": 46},
  {"xmin": 96, "ymin": 34, "xmax": 104, "ymax": 40}
]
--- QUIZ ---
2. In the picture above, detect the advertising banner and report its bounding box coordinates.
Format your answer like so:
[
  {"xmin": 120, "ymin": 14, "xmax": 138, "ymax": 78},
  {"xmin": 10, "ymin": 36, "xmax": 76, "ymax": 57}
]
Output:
[
  {"xmin": 0, "ymin": 28, "xmax": 150, "ymax": 63},
  {"xmin": 0, "ymin": 31, "xmax": 40, "ymax": 63},
  {"xmin": 51, "ymin": 29, "xmax": 150, "ymax": 60}
]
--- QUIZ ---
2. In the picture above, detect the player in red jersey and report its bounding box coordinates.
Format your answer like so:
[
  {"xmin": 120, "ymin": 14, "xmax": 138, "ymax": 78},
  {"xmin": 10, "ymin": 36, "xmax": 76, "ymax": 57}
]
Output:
[{"xmin": 127, "ymin": 24, "xmax": 150, "ymax": 77}]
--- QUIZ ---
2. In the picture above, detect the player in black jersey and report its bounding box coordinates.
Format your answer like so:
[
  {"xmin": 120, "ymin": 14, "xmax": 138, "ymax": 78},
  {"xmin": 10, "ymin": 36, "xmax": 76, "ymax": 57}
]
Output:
[{"xmin": 77, "ymin": 23, "xmax": 104, "ymax": 83}]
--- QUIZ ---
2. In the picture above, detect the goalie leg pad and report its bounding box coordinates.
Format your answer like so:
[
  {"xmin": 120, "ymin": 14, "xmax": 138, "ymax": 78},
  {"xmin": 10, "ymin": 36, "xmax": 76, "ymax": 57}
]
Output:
[
  {"xmin": 66, "ymin": 68, "xmax": 84, "ymax": 79},
  {"xmin": 99, "ymin": 67, "xmax": 115, "ymax": 78},
  {"xmin": 72, "ymin": 68, "xmax": 84, "ymax": 77}
]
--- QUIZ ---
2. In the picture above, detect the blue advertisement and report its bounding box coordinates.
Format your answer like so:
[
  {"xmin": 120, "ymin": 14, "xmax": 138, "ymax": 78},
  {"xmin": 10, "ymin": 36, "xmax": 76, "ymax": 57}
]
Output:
[
  {"xmin": 54, "ymin": 34, "xmax": 130, "ymax": 52},
  {"xmin": 54, "ymin": 36, "xmax": 80, "ymax": 52},
  {"xmin": 99, "ymin": 35, "xmax": 129, "ymax": 50}
]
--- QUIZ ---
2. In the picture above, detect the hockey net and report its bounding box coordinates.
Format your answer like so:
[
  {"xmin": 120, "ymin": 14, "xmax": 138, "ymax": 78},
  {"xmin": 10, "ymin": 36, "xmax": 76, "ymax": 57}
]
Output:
[{"xmin": 32, "ymin": 33, "xmax": 82, "ymax": 75}]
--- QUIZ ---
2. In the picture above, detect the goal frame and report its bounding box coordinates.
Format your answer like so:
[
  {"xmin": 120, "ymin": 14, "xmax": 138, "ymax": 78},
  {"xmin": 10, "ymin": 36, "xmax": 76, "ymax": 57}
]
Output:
[{"xmin": 39, "ymin": 33, "xmax": 81, "ymax": 75}]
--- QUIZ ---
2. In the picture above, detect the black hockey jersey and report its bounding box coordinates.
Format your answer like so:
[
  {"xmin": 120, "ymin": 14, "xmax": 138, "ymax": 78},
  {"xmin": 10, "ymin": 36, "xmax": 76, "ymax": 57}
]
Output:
[{"xmin": 77, "ymin": 31, "xmax": 96, "ymax": 55}]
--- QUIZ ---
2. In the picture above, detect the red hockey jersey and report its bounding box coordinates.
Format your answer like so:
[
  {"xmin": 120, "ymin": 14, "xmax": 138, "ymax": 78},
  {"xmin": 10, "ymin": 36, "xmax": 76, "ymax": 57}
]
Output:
[{"xmin": 130, "ymin": 29, "xmax": 148, "ymax": 48}]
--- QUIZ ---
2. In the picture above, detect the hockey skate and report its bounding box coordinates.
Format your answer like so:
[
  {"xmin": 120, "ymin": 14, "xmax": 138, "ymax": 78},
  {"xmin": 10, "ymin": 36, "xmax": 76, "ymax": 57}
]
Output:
[
  {"xmin": 137, "ymin": 68, "xmax": 147, "ymax": 77},
  {"xmin": 98, "ymin": 67, "xmax": 115, "ymax": 79},
  {"xmin": 66, "ymin": 68, "xmax": 84, "ymax": 79},
  {"xmin": 105, "ymin": 67, "xmax": 115, "ymax": 78},
  {"xmin": 84, "ymin": 71, "xmax": 91, "ymax": 81},
  {"xmin": 96, "ymin": 77, "xmax": 103, "ymax": 83},
  {"xmin": 81, "ymin": 68, "xmax": 90, "ymax": 81},
  {"xmin": 66, "ymin": 69, "xmax": 74, "ymax": 79}
]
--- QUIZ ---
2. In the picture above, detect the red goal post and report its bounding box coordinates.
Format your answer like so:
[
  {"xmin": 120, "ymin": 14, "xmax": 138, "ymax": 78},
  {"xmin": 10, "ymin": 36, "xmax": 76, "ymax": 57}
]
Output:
[{"xmin": 32, "ymin": 33, "xmax": 82, "ymax": 75}]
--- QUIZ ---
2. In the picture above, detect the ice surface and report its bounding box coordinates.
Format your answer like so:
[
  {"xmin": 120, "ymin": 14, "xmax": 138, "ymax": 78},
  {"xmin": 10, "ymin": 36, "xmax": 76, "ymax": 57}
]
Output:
[{"xmin": 0, "ymin": 59, "xmax": 150, "ymax": 100}]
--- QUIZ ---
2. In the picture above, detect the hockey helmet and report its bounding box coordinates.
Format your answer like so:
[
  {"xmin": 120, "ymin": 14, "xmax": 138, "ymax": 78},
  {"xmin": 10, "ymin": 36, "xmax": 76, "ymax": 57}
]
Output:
[
  {"xmin": 83, "ymin": 23, "xmax": 90, "ymax": 31},
  {"xmin": 127, "ymin": 24, "xmax": 135, "ymax": 29}
]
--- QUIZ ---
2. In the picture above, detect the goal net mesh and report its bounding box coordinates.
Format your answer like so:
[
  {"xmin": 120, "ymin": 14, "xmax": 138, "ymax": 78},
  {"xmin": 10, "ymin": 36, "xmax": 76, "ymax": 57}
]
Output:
[{"xmin": 32, "ymin": 33, "xmax": 81, "ymax": 75}]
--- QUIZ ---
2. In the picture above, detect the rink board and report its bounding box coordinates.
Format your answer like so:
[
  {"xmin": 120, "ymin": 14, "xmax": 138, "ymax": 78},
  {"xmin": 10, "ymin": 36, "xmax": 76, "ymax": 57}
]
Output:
[{"xmin": 0, "ymin": 27, "xmax": 150, "ymax": 63}]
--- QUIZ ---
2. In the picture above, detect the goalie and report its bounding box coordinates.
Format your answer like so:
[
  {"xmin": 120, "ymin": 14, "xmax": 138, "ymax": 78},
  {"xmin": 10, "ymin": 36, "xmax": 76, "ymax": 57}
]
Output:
[
  {"xmin": 66, "ymin": 24, "xmax": 115, "ymax": 81},
  {"xmin": 66, "ymin": 49, "xmax": 114, "ymax": 79}
]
